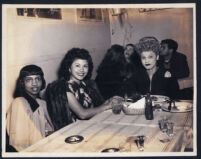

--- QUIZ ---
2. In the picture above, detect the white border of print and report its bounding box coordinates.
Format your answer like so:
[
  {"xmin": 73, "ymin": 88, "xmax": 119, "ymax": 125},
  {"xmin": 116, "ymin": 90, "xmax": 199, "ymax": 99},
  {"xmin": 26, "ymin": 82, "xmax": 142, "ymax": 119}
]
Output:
[{"xmin": 2, "ymin": 3, "xmax": 196, "ymax": 157}]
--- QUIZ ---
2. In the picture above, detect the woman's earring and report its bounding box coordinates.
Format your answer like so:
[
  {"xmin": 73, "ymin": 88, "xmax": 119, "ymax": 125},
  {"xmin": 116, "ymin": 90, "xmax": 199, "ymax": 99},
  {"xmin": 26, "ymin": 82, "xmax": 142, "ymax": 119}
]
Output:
[{"xmin": 156, "ymin": 55, "xmax": 159, "ymax": 60}]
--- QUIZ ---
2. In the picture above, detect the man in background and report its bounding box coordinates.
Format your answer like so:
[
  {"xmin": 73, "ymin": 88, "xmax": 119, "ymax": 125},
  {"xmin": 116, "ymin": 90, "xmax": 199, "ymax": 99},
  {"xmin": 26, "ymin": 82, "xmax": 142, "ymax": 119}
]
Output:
[
  {"xmin": 159, "ymin": 39, "xmax": 190, "ymax": 79},
  {"xmin": 159, "ymin": 39, "xmax": 192, "ymax": 99}
]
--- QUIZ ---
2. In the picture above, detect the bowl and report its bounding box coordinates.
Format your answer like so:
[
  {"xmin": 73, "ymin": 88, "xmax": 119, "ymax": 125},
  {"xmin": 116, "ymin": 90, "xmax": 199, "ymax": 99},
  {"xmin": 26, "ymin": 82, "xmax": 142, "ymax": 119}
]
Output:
[
  {"xmin": 122, "ymin": 98, "xmax": 145, "ymax": 115},
  {"xmin": 122, "ymin": 105, "xmax": 145, "ymax": 115}
]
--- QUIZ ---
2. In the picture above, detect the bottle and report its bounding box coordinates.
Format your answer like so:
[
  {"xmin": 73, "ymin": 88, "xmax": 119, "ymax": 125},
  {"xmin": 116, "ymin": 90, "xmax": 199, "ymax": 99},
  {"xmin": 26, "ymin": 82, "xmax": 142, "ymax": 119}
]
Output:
[{"xmin": 145, "ymin": 93, "xmax": 154, "ymax": 120}]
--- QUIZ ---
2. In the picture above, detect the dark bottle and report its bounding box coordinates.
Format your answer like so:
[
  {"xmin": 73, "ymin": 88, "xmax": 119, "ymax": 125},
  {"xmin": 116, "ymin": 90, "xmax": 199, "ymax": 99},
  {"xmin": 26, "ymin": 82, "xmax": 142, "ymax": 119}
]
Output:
[{"xmin": 145, "ymin": 93, "xmax": 154, "ymax": 120}]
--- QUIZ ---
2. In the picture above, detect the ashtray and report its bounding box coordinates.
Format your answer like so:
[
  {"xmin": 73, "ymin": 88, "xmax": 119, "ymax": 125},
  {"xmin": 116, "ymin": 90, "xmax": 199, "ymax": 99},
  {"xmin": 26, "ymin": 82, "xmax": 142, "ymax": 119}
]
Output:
[
  {"xmin": 101, "ymin": 148, "xmax": 120, "ymax": 152},
  {"xmin": 65, "ymin": 135, "xmax": 84, "ymax": 144}
]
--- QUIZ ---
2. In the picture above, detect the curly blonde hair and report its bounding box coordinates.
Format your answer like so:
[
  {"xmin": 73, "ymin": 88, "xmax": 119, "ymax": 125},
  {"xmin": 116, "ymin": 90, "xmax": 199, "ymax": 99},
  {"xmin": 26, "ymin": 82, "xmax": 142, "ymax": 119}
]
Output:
[{"xmin": 136, "ymin": 36, "xmax": 160, "ymax": 56}]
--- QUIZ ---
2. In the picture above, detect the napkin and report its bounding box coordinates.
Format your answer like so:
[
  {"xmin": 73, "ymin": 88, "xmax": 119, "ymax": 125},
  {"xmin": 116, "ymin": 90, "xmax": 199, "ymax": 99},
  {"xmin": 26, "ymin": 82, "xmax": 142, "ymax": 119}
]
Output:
[{"xmin": 127, "ymin": 97, "xmax": 145, "ymax": 109}]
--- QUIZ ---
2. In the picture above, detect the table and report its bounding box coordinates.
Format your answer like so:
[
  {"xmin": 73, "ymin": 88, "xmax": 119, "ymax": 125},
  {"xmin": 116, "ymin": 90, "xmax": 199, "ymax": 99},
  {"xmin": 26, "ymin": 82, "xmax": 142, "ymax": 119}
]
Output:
[{"xmin": 23, "ymin": 109, "xmax": 193, "ymax": 154}]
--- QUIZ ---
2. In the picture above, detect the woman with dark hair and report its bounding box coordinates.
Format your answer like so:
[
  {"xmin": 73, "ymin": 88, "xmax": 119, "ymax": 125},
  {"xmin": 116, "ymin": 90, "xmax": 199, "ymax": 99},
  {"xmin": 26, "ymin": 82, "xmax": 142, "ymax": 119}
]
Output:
[
  {"xmin": 95, "ymin": 44, "xmax": 126, "ymax": 100},
  {"xmin": 126, "ymin": 37, "xmax": 179, "ymax": 99},
  {"xmin": 122, "ymin": 43, "xmax": 142, "ymax": 88},
  {"xmin": 46, "ymin": 48, "xmax": 122, "ymax": 131},
  {"xmin": 58, "ymin": 48, "xmax": 94, "ymax": 81},
  {"xmin": 6, "ymin": 65, "xmax": 54, "ymax": 151},
  {"xmin": 124, "ymin": 43, "xmax": 141, "ymax": 67}
]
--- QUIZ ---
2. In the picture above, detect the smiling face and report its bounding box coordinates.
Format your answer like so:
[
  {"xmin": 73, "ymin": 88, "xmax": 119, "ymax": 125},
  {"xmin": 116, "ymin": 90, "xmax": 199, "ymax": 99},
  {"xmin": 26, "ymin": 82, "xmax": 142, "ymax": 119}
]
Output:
[
  {"xmin": 24, "ymin": 75, "xmax": 42, "ymax": 98},
  {"xmin": 69, "ymin": 59, "xmax": 89, "ymax": 83},
  {"xmin": 140, "ymin": 51, "xmax": 159, "ymax": 70}
]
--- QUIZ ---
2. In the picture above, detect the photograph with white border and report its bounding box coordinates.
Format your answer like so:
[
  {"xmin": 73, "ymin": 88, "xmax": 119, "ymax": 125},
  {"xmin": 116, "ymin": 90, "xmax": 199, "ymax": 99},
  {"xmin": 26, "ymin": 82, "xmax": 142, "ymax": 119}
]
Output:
[{"xmin": 2, "ymin": 3, "xmax": 196, "ymax": 157}]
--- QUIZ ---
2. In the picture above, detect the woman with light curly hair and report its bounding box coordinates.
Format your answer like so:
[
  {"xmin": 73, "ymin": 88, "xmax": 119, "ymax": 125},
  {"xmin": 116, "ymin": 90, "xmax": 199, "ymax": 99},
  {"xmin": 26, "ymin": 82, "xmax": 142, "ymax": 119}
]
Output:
[{"xmin": 125, "ymin": 36, "xmax": 179, "ymax": 99}]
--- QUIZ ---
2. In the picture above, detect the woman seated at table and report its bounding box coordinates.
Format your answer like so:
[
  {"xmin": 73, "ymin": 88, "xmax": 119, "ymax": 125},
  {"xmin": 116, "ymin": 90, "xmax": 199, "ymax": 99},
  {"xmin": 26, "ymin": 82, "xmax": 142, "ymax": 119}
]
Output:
[
  {"xmin": 46, "ymin": 48, "xmax": 122, "ymax": 131},
  {"xmin": 6, "ymin": 65, "xmax": 54, "ymax": 151},
  {"xmin": 125, "ymin": 37, "xmax": 179, "ymax": 99},
  {"xmin": 95, "ymin": 44, "xmax": 126, "ymax": 100}
]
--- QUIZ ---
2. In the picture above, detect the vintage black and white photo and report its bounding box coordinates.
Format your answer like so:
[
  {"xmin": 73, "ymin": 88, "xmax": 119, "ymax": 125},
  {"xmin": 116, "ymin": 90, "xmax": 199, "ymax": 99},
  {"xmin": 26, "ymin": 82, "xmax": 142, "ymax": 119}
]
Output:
[{"xmin": 1, "ymin": 4, "xmax": 196, "ymax": 157}]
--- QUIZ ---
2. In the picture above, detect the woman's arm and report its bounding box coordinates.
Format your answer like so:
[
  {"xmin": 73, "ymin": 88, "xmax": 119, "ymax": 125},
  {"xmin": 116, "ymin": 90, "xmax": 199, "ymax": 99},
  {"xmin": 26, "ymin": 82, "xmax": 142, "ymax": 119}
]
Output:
[
  {"xmin": 7, "ymin": 98, "xmax": 32, "ymax": 151},
  {"xmin": 67, "ymin": 92, "xmax": 116, "ymax": 120},
  {"xmin": 42, "ymin": 102, "xmax": 55, "ymax": 132}
]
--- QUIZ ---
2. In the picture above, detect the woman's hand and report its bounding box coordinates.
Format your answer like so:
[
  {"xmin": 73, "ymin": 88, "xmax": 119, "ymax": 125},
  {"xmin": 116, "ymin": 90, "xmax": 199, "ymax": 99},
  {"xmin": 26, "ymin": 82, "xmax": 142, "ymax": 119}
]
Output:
[
  {"xmin": 104, "ymin": 96, "xmax": 124, "ymax": 109},
  {"xmin": 111, "ymin": 96, "xmax": 124, "ymax": 105}
]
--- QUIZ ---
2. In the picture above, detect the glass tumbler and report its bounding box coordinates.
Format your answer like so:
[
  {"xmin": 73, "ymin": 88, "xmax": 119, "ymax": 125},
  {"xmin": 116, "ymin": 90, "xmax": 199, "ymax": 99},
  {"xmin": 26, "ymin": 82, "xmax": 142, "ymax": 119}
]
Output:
[
  {"xmin": 112, "ymin": 104, "xmax": 122, "ymax": 114},
  {"xmin": 167, "ymin": 122, "xmax": 174, "ymax": 136}
]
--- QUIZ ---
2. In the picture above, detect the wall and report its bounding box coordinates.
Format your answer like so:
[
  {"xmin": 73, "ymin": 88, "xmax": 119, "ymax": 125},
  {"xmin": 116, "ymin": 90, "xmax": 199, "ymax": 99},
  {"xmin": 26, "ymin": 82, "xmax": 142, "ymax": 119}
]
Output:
[
  {"xmin": 4, "ymin": 8, "xmax": 111, "ymax": 110},
  {"xmin": 109, "ymin": 8, "xmax": 194, "ymax": 80},
  {"xmin": 4, "ymin": 8, "xmax": 194, "ymax": 111}
]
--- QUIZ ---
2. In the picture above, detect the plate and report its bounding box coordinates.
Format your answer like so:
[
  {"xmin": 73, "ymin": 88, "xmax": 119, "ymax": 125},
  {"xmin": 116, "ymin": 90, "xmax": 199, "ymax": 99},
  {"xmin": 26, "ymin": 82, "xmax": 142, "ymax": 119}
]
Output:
[
  {"xmin": 101, "ymin": 148, "xmax": 120, "ymax": 152},
  {"xmin": 65, "ymin": 135, "xmax": 84, "ymax": 144},
  {"xmin": 151, "ymin": 95, "xmax": 170, "ymax": 107},
  {"xmin": 161, "ymin": 100, "xmax": 193, "ymax": 113},
  {"xmin": 151, "ymin": 95, "xmax": 169, "ymax": 102}
]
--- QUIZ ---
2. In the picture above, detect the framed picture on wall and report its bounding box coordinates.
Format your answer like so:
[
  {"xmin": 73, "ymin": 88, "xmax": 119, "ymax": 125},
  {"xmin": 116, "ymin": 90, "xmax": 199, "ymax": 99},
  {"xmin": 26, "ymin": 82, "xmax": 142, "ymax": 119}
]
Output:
[
  {"xmin": 77, "ymin": 8, "xmax": 104, "ymax": 23},
  {"xmin": 17, "ymin": 8, "xmax": 62, "ymax": 19},
  {"xmin": 36, "ymin": 9, "xmax": 62, "ymax": 19}
]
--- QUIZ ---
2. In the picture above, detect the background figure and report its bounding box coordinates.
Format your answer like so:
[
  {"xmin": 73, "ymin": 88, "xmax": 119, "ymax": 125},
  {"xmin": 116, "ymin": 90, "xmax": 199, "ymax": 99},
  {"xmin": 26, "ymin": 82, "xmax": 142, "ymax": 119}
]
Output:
[
  {"xmin": 126, "ymin": 37, "xmax": 179, "ymax": 99},
  {"xmin": 159, "ymin": 39, "xmax": 192, "ymax": 99},
  {"xmin": 121, "ymin": 43, "xmax": 142, "ymax": 86},
  {"xmin": 124, "ymin": 43, "xmax": 141, "ymax": 68},
  {"xmin": 95, "ymin": 44, "xmax": 126, "ymax": 100},
  {"xmin": 159, "ymin": 39, "xmax": 190, "ymax": 79},
  {"xmin": 6, "ymin": 65, "xmax": 54, "ymax": 151},
  {"xmin": 46, "ymin": 48, "xmax": 121, "ymax": 131}
]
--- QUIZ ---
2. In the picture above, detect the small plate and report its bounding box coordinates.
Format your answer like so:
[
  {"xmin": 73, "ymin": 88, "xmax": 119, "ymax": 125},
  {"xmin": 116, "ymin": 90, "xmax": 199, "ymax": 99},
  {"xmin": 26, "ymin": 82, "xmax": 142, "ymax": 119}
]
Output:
[
  {"xmin": 151, "ymin": 95, "xmax": 169, "ymax": 102},
  {"xmin": 161, "ymin": 100, "xmax": 193, "ymax": 113},
  {"xmin": 101, "ymin": 148, "xmax": 120, "ymax": 152},
  {"xmin": 65, "ymin": 135, "xmax": 84, "ymax": 144},
  {"xmin": 151, "ymin": 95, "xmax": 170, "ymax": 107}
]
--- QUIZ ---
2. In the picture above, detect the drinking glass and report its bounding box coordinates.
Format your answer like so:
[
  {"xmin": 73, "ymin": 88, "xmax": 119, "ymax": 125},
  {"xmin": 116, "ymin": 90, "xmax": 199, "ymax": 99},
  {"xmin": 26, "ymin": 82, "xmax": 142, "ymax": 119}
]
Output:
[
  {"xmin": 167, "ymin": 122, "xmax": 174, "ymax": 136},
  {"xmin": 159, "ymin": 119, "xmax": 167, "ymax": 133},
  {"xmin": 112, "ymin": 104, "xmax": 122, "ymax": 114}
]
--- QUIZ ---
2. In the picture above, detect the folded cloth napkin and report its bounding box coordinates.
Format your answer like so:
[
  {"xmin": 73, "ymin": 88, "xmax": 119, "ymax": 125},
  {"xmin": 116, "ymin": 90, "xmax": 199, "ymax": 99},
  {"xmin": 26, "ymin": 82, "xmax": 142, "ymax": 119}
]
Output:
[{"xmin": 126, "ymin": 97, "xmax": 145, "ymax": 109}]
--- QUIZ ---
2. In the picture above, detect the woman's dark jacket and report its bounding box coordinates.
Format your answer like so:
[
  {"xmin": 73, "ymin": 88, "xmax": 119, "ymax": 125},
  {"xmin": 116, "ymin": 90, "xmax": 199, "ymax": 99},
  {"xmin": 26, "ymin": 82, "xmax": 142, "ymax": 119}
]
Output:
[{"xmin": 125, "ymin": 67, "xmax": 179, "ymax": 99}]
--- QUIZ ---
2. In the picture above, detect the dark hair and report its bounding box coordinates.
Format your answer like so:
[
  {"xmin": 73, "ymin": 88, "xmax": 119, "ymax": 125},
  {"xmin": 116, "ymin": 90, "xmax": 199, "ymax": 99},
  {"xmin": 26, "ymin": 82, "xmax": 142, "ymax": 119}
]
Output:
[
  {"xmin": 14, "ymin": 65, "xmax": 46, "ymax": 98},
  {"xmin": 136, "ymin": 36, "xmax": 160, "ymax": 56},
  {"xmin": 125, "ymin": 43, "xmax": 135, "ymax": 48},
  {"xmin": 97, "ymin": 44, "xmax": 125, "ymax": 72},
  {"xmin": 58, "ymin": 48, "xmax": 93, "ymax": 81},
  {"xmin": 125, "ymin": 43, "xmax": 140, "ymax": 64},
  {"xmin": 161, "ymin": 39, "xmax": 178, "ymax": 52}
]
